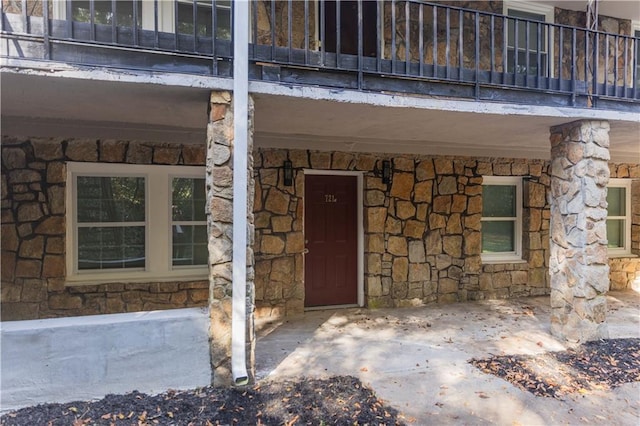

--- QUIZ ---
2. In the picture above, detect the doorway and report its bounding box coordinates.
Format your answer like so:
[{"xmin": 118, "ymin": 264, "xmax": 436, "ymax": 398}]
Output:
[
  {"xmin": 323, "ymin": 0, "xmax": 378, "ymax": 57},
  {"xmin": 304, "ymin": 174, "xmax": 359, "ymax": 307}
]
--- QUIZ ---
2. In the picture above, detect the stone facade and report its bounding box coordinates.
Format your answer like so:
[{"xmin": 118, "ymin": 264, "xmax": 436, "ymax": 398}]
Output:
[
  {"xmin": 555, "ymin": 8, "xmax": 633, "ymax": 85},
  {"xmin": 252, "ymin": 147, "xmax": 638, "ymax": 320},
  {"xmin": 0, "ymin": 136, "xmax": 208, "ymax": 321},
  {"xmin": 549, "ymin": 120, "xmax": 611, "ymax": 343},
  {"xmin": 2, "ymin": 135, "xmax": 637, "ymax": 323},
  {"xmin": 206, "ymin": 91, "xmax": 256, "ymax": 386}
]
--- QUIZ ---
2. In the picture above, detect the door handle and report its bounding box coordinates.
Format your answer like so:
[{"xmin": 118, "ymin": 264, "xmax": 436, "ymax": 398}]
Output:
[{"xmin": 302, "ymin": 248, "xmax": 309, "ymax": 254}]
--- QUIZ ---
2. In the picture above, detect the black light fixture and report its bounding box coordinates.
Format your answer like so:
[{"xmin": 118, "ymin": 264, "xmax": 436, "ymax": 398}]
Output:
[
  {"xmin": 283, "ymin": 160, "xmax": 293, "ymax": 186},
  {"xmin": 382, "ymin": 160, "xmax": 391, "ymax": 185},
  {"xmin": 374, "ymin": 159, "xmax": 392, "ymax": 185}
]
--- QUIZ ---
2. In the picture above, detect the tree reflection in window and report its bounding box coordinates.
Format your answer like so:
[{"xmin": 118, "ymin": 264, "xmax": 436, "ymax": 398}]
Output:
[
  {"xmin": 76, "ymin": 176, "xmax": 146, "ymax": 270},
  {"xmin": 172, "ymin": 177, "xmax": 207, "ymax": 267}
]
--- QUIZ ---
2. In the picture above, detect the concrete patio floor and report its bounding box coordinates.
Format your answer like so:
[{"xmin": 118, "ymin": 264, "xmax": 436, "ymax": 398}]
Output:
[{"xmin": 256, "ymin": 291, "xmax": 640, "ymax": 425}]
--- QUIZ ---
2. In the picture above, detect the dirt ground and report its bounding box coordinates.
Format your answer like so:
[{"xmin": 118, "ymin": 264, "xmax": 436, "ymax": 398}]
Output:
[{"xmin": 0, "ymin": 376, "xmax": 402, "ymax": 425}]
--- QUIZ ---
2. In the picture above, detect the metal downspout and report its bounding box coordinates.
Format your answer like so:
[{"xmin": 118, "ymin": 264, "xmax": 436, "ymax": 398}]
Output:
[{"xmin": 231, "ymin": 0, "xmax": 249, "ymax": 386}]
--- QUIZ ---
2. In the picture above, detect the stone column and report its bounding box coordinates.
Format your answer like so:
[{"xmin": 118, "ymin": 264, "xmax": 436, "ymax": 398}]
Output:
[
  {"xmin": 206, "ymin": 91, "xmax": 256, "ymax": 386},
  {"xmin": 549, "ymin": 120, "xmax": 610, "ymax": 344}
]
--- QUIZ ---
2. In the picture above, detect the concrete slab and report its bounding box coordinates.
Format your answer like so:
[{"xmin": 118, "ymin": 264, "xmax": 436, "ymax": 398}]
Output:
[{"xmin": 256, "ymin": 291, "xmax": 640, "ymax": 425}]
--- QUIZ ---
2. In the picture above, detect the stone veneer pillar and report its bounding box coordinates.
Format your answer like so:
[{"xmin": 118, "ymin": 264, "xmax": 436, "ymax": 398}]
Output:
[
  {"xmin": 206, "ymin": 91, "xmax": 256, "ymax": 385},
  {"xmin": 549, "ymin": 120, "xmax": 610, "ymax": 344}
]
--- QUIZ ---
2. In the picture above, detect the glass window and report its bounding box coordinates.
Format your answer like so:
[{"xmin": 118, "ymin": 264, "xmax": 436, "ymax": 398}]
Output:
[
  {"xmin": 76, "ymin": 176, "xmax": 146, "ymax": 270},
  {"xmin": 172, "ymin": 177, "xmax": 208, "ymax": 267},
  {"xmin": 71, "ymin": 1, "xmax": 142, "ymax": 27},
  {"xmin": 607, "ymin": 179, "xmax": 631, "ymax": 255},
  {"xmin": 67, "ymin": 163, "xmax": 207, "ymax": 284},
  {"xmin": 177, "ymin": 0, "xmax": 231, "ymax": 39},
  {"xmin": 506, "ymin": 7, "xmax": 550, "ymax": 76},
  {"xmin": 481, "ymin": 176, "xmax": 522, "ymax": 262}
]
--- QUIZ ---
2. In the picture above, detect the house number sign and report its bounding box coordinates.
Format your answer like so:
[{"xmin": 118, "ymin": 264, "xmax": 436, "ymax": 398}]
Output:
[{"xmin": 325, "ymin": 194, "xmax": 338, "ymax": 203}]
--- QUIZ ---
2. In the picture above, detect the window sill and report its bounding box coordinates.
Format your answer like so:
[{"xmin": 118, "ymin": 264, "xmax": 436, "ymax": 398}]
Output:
[
  {"xmin": 608, "ymin": 253, "xmax": 638, "ymax": 259},
  {"xmin": 481, "ymin": 256, "xmax": 527, "ymax": 265},
  {"xmin": 65, "ymin": 271, "xmax": 208, "ymax": 287}
]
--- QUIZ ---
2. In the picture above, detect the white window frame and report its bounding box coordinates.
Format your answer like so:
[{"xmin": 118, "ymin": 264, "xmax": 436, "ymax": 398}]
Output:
[
  {"xmin": 66, "ymin": 162, "xmax": 207, "ymax": 285},
  {"xmin": 633, "ymin": 22, "xmax": 640, "ymax": 87},
  {"xmin": 503, "ymin": 0, "xmax": 555, "ymax": 77},
  {"xmin": 481, "ymin": 176, "xmax": 523, "ymax": 263},
  {"xmin": 607, "ymin": 178, "xmax": 632, "ymax": 257}
]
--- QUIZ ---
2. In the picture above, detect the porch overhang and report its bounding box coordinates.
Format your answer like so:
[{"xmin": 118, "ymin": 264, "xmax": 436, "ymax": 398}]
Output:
[{"xmin": 2, "ymin": 64, "xmax": 638, "ymax": 162}]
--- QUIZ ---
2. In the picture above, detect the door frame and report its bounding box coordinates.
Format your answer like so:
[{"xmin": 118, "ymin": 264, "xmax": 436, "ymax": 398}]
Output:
[{"xmin": 303, "ymin": 169, "xmax": 364, "ymax": 307}]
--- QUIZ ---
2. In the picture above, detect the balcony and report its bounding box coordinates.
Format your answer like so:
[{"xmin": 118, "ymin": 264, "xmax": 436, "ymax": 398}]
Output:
[{"xmin": 1, "ymin": 0, "xmax": 639, "ymax": 111}]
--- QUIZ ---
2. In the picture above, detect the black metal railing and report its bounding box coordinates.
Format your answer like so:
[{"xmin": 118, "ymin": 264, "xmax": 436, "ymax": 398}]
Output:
[
  {"xmin": 1, "ymin": 0, "xmax": 233, "ymax": 75},
  {"xmin": 252, "ymin": 0, "xmax": 640, "ymax": 104},
  {"xmin": 2, "ymin": 0, "xmax": 639, "ymax": 105}
]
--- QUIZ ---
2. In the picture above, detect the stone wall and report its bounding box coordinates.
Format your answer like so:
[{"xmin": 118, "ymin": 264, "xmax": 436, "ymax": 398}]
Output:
[
  {"xmin": 254, "ymin": 148, "xmax": 605, "ymax": 317},
  {"xmin": 555, "ymin": 8, "xmax": 633, "ymax": 85},
  {"xmin": 1, "ymin": 136, "xmax": 208, "ymax": 321}
]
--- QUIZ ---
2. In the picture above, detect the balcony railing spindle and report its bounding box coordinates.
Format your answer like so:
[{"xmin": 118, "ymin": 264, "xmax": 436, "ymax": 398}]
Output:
[
  {"xmin": 418, "ymin": 3, "xmax": 423, "ymax": 77},
  {"xmin": 445, "ymin": 7, "xmax": 450, "ymax": 79},
  {"xmin": 270, "ymin": 0, "xmax": 276, "ymax": 60},
  {"xmin": 42, "ymin": 0, "xmax": 49, "ymax": 59},
  {"xmin": 287, "ymin": 0, "xmax": 292, "ymax": 63},
  {"xmin": 490, "ymin": 15, "xmax": 495, "ymax": 77},
  {"xmin": 192, "ymin": 0, "xmax": 197, "ymax": 52},
  {"xmin": 153, "ymin": 0, "xmax": 159, "ymax": 48},
  {"xmin": 320, "ymin": 0, "xmax": 325, "ymax": 66},
  {"xmin": 623, "ymin": 36, "xmax": 629, "ymax": 97},
  {"xmin": 336, "ymin": 0, "xmax": 341, "ymax": 67},
  {"xmin": 604, "ymin": 34, "xmax": 609, "ymax": 95},
  {"xmin": 112, "ymin": 0, "xmax": 118, "ymax": 43},
  {"xmin": 304, "ymin": 0, "xmax": 309, "ymax": 64},
  {"xmin": 357, "ymin": 0, "xmax": 362, "ymax": 87},
  {"xmin": 593, "ymin": 31, "xmax": 599, "ymax": 98},
  {"xmin": 432, "ymin": 5, "xmax": 437, "ymax": 76},
  {"xmin": 174, "ymin": 0, "xmax": 179, "ymax": 49},
  {"xmin": 405, "ymin": 0, "xmax": 410, "ymax": 75},
  {"xmin": 475, "ymin": 11, "xmax": 480, "ymax": 97},
  {"xmin": 21, "ymin": 0, "xmax": 28, "ymax": 34},
  {"xmin": 132, "ymin": 0, "xmax": 139, "ymax": 46},
  {"xmin": 392, "ymin": 0, "xmax": 396, "ymax": 73},
  {"xmin": 376, "ymin": 0, "xmax": 381, "ymax": 72},
  {"xmin": 89, "ymin": 0, "xmax": 95, "ymax": 41},
  {"xmin": 458, "ymin": 10, "xmax": 463, "ymax": 80}
]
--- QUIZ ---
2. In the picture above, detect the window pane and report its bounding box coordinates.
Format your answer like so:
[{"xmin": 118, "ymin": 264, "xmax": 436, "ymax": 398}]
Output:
[
  {"xmin": 173, "ymin": 225, "xmax": 208, "ymax": 266},
  {"xmin": 71, "ymin": 1, "xmax": 142, "ymax": 27},
  {"xmin": 176, "ymin": 1, "xmax": 231, "ymax": 39},
  {"xmin": 78, "ymin": 226, "xmax": 145, "ymax": 270},
  {"xmin": 77, "ymin": 176, "xmax": 145, "ymax": 222},
  {"xmin": 607, "ymin": 219, "xmax": 625, "ymax": 248},
  {"xmin": 607, "ymin": 187, "xmax": 626, "ymax": 217},
  {"xmin": 482, "ymin": 221, "xmax": 515, "ymax": 253},
  {"xmin": 507, "ymin": 10, "xmax": 546, "ymax": 50},
  {"xmin": 483, "ymin": 185, "xmax": 516, "ymax": 217},
  {"xmin": 172, "ymin": 178, "xmax": 206, "ymax": 221}
]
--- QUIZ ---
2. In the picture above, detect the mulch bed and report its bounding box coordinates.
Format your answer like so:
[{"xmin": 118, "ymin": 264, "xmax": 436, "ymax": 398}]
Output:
[
  {"xmin": 1, "ymin": 376, "xmax": 403, "ymax": 426},
  {"xmin": 470, "ymin": 338, "xmax": 640, "ymax": 399}
]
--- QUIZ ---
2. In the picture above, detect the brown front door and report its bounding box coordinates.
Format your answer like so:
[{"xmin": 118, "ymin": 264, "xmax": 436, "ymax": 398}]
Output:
[{"xmin": 304, "ymin": 174, "xmax": 358, "ymax": 307}]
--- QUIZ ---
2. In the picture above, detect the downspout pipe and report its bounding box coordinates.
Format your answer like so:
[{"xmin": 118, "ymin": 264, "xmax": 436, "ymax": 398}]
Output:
[{"xmin": 231, "ymin": 0, "xmax": 249, "ymax": 386}]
